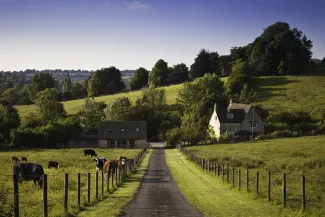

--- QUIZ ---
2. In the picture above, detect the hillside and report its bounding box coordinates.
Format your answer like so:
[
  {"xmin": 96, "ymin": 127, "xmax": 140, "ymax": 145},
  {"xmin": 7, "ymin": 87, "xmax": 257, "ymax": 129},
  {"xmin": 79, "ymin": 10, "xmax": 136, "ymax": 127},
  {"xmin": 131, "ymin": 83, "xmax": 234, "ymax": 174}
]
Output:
[
  {"xmin": 15, "ymin": 64, "xmax": 325, "ymax": 119},
  {"xmin": 16, "ymin": 84, "xmax": 184, "ymax": 117},
  {"xmin": 251, "ymin": 64, "xmax": 325, "ymax": 119}
]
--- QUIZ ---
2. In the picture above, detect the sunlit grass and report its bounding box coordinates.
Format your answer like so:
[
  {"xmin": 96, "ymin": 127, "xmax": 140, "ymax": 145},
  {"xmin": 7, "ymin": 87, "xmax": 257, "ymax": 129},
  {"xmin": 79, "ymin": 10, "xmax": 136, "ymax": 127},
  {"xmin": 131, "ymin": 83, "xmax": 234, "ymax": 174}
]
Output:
[
  {"xmin": 0, "ymin": 148, "xmax": 143, "ymax": 217},
  {"xmin": 165, "ymin": 149, "xmax": 296, "ymax": 217},
  {"xmin": 185, "ymin": 135, "xmax": 325, "ymax": 216}
]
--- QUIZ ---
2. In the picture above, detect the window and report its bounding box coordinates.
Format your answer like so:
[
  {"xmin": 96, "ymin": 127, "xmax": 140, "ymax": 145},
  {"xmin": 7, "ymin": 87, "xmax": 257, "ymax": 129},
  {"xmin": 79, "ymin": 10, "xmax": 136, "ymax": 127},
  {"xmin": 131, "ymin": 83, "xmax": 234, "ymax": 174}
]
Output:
[
  {"xmin": 120, "ymin": 128, "xmax": 125, "ymax": 132},
  {"xmin": 227, "ymin": 113, "xmax": 234, "ymax": 119},
  {"xmin": 250, "ymin": 122, "xmax": 257, "ymax": 128},
  {"xmin": 106, "ymin": 128, "xmax": 111, "ymax": 132},
  {"xmin": 135, "ymin": 128, "xmax": 140, "ymax": 133}
]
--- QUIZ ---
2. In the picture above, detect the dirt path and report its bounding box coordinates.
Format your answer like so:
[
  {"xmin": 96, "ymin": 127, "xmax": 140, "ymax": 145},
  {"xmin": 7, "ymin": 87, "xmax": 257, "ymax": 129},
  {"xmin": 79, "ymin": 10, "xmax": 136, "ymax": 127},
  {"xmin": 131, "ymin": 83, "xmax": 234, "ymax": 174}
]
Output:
[{"xmin": 121, "ymin": 146, "xmax": 202, "ymax": 217}]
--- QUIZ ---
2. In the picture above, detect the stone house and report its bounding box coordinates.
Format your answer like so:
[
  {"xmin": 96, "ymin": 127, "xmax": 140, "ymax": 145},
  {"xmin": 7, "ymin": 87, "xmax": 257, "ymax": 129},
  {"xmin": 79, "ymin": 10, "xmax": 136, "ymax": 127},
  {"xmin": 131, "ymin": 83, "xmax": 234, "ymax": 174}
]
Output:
[
  {"xmin": 209, "ymin": 99, "xmax": 264, "ymax": 140},
  {"xmin": 64, "ymin": 121, "xmax": 148, "ymax": 149}
]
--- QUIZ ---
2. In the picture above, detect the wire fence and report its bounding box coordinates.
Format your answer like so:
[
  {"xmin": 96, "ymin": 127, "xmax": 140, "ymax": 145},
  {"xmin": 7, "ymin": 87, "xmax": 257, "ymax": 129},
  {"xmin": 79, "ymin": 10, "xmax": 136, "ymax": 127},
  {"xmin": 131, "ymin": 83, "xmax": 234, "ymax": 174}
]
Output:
[
  {"xmin": 177, "ymin": 144, "xmax": 325, "ymax": 214},
  {"xmin": 1, "ymin": 147, "xmax": 147, "ymax": 217}
]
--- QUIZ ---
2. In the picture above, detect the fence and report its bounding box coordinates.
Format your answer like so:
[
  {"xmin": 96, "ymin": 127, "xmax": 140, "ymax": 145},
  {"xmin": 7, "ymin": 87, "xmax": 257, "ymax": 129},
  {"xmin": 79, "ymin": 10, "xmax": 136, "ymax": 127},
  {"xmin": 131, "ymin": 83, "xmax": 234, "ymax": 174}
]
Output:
[
  {"xmin": 177, "ymin": 144, "xmax": 325, "ymax": 213},
  {"xmin": 10, "ymin": 147, "xmax": 147, "ymax": 217}
]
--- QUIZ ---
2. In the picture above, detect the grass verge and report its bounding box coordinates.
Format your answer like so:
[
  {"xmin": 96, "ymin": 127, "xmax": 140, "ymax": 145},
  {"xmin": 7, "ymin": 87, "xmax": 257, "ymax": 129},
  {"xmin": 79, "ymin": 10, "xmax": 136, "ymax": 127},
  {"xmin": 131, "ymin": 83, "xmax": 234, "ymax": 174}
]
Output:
[
  {"xmin": 165, "ymin": 149, "xmax": 300, "ymax": 217},
  {"xmin": 76, "ymin": 149, "xmax": 152, "ymax": 217}
]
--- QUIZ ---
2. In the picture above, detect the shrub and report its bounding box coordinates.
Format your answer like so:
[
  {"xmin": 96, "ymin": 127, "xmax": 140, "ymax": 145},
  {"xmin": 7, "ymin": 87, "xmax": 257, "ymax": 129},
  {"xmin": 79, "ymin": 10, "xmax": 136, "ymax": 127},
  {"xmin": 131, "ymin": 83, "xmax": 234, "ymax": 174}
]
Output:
[{"xmin": 219, "ymin": 131, "xmax": 232, "ymax": 142}]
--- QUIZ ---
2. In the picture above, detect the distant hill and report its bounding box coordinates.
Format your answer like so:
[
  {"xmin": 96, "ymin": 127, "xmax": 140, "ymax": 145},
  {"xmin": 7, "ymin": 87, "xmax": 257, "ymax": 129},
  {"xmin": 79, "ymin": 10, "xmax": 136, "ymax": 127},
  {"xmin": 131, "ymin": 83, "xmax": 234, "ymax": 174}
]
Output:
[{"xmin": 0, "ymin": 69, "xmax": 136, "ymax": 83}]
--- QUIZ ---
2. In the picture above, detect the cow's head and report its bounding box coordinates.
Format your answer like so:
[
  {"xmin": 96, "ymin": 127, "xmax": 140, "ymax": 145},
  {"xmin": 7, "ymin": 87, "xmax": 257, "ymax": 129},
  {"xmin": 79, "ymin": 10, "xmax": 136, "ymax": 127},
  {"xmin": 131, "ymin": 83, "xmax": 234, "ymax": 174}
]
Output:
[
  {"xmin": 94, "ymin": 158, "xmax": 106, "ymax": 171},
  {"xmin": 119, "ymin": 156, "xmax": 128, "ymax": 166}
]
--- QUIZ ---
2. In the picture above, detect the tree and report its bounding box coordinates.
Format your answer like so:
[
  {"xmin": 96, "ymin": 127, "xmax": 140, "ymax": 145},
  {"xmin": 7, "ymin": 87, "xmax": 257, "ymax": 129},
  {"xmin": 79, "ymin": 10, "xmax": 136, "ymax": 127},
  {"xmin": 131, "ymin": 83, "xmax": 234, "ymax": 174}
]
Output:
[
  {"xmin": 35, "ymin": 88, "xmax": 66, "ymax": 123},
  {"xmin": 1, "ymin": 88, "xmax": 18, "ymax": 105},
  {"xmin": 62, "ymin": 73, "xmax": 72, "ymax": 99},
  {"xmin": 249, "ymin": 22, "xmax": 313, "ymax": 75},
  {"xmin": 79, "ymin": 98, "xmax": 106, "ymax": 129},
  {"xmin": 166, "ymin": 63, "xmax": 189, "ymax": 85},
  {"xmin": 218, "ymin": 55, "xmax": 232, "ymax": 76},
  {"xmin": 189, "ymin": 49, "xmax": 212, "ymax": 79},
  {"xmin": 0, "ymin": 103, "xmax": 20, "ymax": 142},
  {"xmin": 226, "ymin": 59, "xmax": 251, "ymax": 96},
  {"xmin": 130, "ymin": 67, "xmax": 149, "ymax": 90},
  {"xmin": 322, "ymin": 58, "xmax": 325, "ymax": 64},
  {"xmin": 135, "ymin": 86, "xmax": 166, "ymax": 109},
  {"xmin": 30, "ymin": 72, "xmax": 56, "ymax": 100},
  {"xmin": 105, "ymin": 97, "xmax": 132, "ymax": 121},
  {"xmin": 88, "ymin": 67, "xmax": 124, "ymax": 97},
  {"xmin": 177, "ymin": 73, "xmax": 228, "ymax": 134},
  {"xmin": 148, "ymin": 59, "xmax": 169, "ymax": 87},
  {"xmin": 180, "ymin": 112, "xmax": 201, "ymax": 145},
  {"xmin": 71, "ymin": 82, "xmax": 87, "ymax": 99},
  {"xmin": 230, "ymin": 46, "xmax": 249, "ymax": 62}
]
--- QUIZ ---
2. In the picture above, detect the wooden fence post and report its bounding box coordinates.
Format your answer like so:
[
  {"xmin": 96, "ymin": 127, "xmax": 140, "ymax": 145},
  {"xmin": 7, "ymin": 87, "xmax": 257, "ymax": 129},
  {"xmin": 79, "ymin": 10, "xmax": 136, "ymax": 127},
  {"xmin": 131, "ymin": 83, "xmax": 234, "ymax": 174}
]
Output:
[
  {"xmin": 64, "ymin": 173, "xmax": 68, "ymax": 213},
  {"xmin": 227, "ymin": 165, "xmax": 229, "ymax": 184},
  {"xmin": 115, "ymin": 167, "xmax": 118, "ymax": 187},
  {"xmin": 214, "ymin": 162, "xmax": 217, "ymax": 176},
  {"xmin": 217, "ymin": 164, "xmax": 220, "ymax": 177},
  {"xmin": 256, "ymin": 171, "xmax": 259, "ymax": 196},
  {"xmin": 268, "ymin": 171, "xmax": 271, "ymax": 202},
  {"xmin": 302, "ymin": 175, "xmax": 306, "ymax": 211},
  {"xmin": 232, "ymin": 167, "xmax": 235, "ymax": 187},
  {"xmin": 43, "ymin": 174, "xmax": 48, "ymax": 217},
  {"xmin": 222, "ymin": 165, "xmax": 224, "ymax": 182},
  {"xmin": 238, "ymin": 170, "xmax": 241, "ymax": 191},
  {"xmin": 282, "ymin": 173, "xmax": 286, "ymax": 208},
  {"xmin": 246, "ymin": 169, "xmax": 249, "ymax": 192},
  {"xmin": 13, "ymin": 174, "xmax": 19, "ymax": 217},
  {"xmin": 77, "ymin": 173, "xmax": 81, "ymax": 209},
  {"xmin": 88, "ymin": 173, "xmax": 91, "ymax": 204},
  {"xmin": 101, "ymin": 170, "xmax": 104, "ymax": 195},
  {"xmin": 107, "ymin": 171, "xmax": 110, "ymax": 192},
  {"xmin": 95, "ymin": 172, "xmax": 98, "ymax": 200}
]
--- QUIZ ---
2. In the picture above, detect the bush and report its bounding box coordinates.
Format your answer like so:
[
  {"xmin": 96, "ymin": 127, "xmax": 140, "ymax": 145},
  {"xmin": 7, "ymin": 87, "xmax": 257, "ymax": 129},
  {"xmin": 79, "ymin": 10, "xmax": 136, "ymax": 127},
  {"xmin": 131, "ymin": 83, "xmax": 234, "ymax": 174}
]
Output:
[{"xmin": 219, "ymin": 131, "xmax": 232, "ymax": 142}]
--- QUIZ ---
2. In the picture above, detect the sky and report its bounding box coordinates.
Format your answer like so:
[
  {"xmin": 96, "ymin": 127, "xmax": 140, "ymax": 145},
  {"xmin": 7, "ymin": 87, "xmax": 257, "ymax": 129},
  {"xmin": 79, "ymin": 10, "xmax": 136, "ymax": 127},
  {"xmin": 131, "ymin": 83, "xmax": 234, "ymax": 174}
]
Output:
[{"xmin": 0, "ymin": 0, "xmax": 324, "ymax": 71}]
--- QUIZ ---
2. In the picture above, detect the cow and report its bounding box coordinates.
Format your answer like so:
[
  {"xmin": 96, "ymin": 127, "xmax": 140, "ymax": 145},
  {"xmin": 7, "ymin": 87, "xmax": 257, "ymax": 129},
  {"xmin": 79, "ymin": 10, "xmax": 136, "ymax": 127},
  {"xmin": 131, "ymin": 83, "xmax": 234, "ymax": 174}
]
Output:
[
  {"xmin": 21, "ymin": 157, "xmax": 28, "ymax": 162},
  {"xmin": 94, "ymin": 158, "xmax": 106, "ymax": 172},
  {"xmin": 84, "ymin": 149, "xmax": 97, "ymax": 158},
  {"xmin": 103, "ymin": 160, "xmax": 117, "ymax": 180},
  {"xmin": 118, "ymin": 156, "xmax": 128, "ymax": 171},
  {"xmin": 13, "ymin": 163, "xmax": 44, "ymax": 188},
  {"xmin": 48, "ymin": 161, "xmax": 60, "ymax": 169},
  {"xmin": 11, "ymin": 156, "xmax": 20, "ymax": 162}
]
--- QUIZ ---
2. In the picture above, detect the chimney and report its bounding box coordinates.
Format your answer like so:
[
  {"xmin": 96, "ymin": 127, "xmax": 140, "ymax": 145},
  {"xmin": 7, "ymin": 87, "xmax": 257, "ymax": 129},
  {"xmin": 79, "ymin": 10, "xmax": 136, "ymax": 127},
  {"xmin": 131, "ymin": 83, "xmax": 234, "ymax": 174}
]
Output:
[
  {"xmin": 230, "ymin": 99, "xmax": 233, "ymax": 105},
  {"xmin": 214, "ymin": 103, "xmax": 217, "ymax": 111}
]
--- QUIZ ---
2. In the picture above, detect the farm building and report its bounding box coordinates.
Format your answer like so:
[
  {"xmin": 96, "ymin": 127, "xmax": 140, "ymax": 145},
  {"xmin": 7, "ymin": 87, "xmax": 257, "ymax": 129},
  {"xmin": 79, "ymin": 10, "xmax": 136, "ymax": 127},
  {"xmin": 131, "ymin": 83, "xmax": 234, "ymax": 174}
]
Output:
[
  {"xmin": 209, "ymin": 99, "xmax": 264, "ymax": 140},
  {"xmin": 62, "ymin": 121, "xmax": 148, "ymax": 149}
]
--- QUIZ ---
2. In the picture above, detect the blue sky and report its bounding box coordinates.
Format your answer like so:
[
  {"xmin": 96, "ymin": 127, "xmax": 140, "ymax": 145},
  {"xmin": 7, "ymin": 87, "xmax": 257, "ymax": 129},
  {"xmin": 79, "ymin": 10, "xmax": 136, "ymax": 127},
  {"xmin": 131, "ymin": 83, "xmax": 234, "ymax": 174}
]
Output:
[{"xmin": 0, "ymin": 0, "xmax": 324, "ymax": 71}]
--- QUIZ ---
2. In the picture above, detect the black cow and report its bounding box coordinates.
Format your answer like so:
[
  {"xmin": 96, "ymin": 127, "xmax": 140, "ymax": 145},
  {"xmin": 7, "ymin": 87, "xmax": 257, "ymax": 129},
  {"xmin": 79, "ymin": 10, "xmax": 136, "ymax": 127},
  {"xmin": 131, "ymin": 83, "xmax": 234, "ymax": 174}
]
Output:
[
  {"xmin": 48, "ymin": 161, "xmax": 60, "ymax": 169},
  {"xmin": 94, "ymin": 158, "xmax": 107, "ymax": 171},
  {"xmin": 84, "ymin": 149, "xmax": 97, "ymax": 158},
  {"xmin": 13, "ymin": 163, "xmax": 44, "ymax": 188}
]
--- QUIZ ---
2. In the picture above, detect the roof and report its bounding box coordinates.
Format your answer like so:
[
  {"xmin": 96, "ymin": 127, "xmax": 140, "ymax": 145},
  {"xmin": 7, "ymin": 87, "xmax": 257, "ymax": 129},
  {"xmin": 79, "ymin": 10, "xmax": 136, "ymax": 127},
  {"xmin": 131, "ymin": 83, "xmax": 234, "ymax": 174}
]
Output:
[
  {"xmin": 98, "ymin": 121, "xmax": 147, "ymax": 140},
  {"xmin": 227, "ymin": 103, "xmax": 251, "ymax": 113},
  {"xmin": 216, "ymin": 109, "xmax": 246, "ymax": 123}
]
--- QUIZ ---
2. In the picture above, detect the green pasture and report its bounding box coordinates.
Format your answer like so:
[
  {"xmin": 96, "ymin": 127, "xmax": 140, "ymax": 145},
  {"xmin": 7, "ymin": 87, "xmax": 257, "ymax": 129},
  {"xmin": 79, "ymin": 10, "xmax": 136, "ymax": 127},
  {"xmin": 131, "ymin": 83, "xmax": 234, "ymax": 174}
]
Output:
[
  {"xmin": 0, "ymin": 148, "xmax": 142, "ymax": 217},
  {"xmin": 185, "ymin": 135, "xmax": 325, "ymax": 216}
]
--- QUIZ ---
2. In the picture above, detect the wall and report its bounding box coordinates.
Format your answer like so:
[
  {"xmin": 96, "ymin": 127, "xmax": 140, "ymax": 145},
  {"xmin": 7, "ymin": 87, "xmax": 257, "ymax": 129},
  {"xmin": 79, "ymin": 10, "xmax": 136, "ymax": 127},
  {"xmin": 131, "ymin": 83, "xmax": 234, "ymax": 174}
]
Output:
[
  {"xmin": 135, "ymin": 140, "xmax": 148, "ymax": 149},
  {"xmin": 240, "ymin": 107, "xmax": 265, "ymax": 136},
  {"xmin": 209, "ymin": 109, "xmax": 221, "ymax": 138}
]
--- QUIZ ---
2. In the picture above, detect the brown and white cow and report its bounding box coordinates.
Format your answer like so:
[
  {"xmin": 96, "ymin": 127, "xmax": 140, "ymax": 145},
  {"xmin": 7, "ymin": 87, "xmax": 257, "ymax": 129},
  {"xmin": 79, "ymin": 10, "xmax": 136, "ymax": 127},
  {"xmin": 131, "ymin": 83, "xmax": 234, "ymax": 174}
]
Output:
[
  {"xmin": 11, "ymin": 156, "xmax": 20, "ymax": 162},
  {"xmin": 103, "ymin": 160, "xmax": 117, "ymax": 180},
  {"xmin": 118, "ymin": 156, "xmax": 128, "ymax": 171},
  {"xmin": 21, "ymin": 157, "xmax": 28, "ymax": 162}
]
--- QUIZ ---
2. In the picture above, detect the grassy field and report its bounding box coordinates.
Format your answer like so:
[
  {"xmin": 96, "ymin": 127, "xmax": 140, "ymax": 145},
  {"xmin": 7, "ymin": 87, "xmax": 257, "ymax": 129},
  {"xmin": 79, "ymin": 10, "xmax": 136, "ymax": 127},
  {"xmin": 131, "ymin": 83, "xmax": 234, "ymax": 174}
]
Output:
[
  {"xmin": 251, "ymin": 64, "xmax": 325, "ymax": 119},
  {"xmin": 185, "ymin": 135, "xmax": 325, "ymax": 216},
  {"xmin": 15, "ymin": 84, "xmax": 184, "ymax": 118},
  {"xmin": 165, "ymin": 149, "xmax": 297, "ymax": 217},
  {"xmin": 77, "ymin": 149, "xmax": 151, "ymax": 217},
  {"xmin": 0, "ymin": 148, "xmax": 143, "ymax": 217},
  {"xmin": 15, "ymin": 77, "xmax": 229, "ymax": 118}
]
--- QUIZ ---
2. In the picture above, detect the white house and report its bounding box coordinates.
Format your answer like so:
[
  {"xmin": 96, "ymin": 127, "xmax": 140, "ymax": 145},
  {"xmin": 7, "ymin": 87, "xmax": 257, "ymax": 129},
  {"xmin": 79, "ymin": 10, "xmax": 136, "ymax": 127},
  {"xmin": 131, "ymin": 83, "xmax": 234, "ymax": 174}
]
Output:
[{"xmin": 209, "ymin": 99, "xmax": 264, "ymax": 140}]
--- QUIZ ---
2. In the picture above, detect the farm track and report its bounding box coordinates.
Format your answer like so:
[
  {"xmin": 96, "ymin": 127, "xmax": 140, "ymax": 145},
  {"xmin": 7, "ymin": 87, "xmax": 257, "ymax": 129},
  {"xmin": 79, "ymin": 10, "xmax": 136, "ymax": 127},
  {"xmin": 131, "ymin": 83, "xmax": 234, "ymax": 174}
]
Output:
[{"xmin": 121, "ymin": 145, "xmax": 202, "ymax": 217}]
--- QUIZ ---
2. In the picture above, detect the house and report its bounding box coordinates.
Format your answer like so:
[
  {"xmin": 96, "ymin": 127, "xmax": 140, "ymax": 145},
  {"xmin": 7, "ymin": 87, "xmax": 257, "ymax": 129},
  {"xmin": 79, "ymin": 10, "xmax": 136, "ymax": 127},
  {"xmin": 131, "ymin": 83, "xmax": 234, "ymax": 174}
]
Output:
[
  {"xmin": 63, "ymin": 121, "xmax": 148, "ymax": 149},
  {"xmin": 209, "ymin": 99, "xmax": 264, "ymax": 140},
  {"xmin": 98, "ymin": 121, "xmax": 147, "ymax": 149}
]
